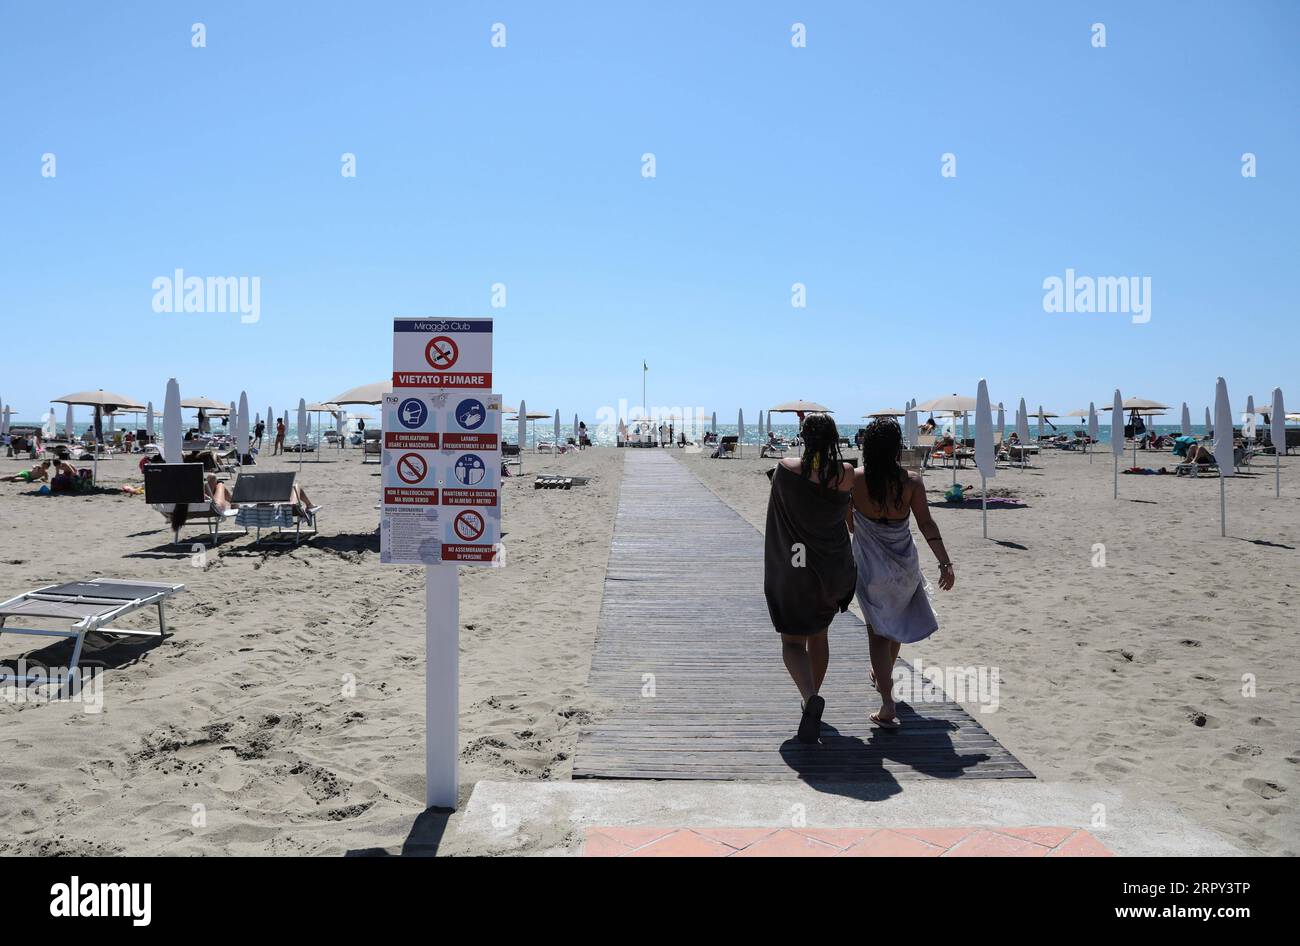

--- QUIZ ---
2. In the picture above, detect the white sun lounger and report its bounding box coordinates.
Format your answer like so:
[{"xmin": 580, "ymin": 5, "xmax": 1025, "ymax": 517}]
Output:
[{"xmin": 0, "ymin": 579, "xmax": 185, "ymax": 686}]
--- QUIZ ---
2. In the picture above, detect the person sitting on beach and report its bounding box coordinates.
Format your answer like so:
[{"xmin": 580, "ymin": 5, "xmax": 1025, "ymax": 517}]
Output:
[
  {"xmin": 763, "ymin": 414, "xmax": 857, "ymax": 744},
  {"xmin": 849, "ymin": 418, "xmax": 954, "ymax": 728},
  {"xmin": 1184, "ymin": 443, "xmax": 1216, "ymax": 466},
  {"xmin": 47, "ymin": 460, "xmax": 84, "ymax": 493},
  {"xmin": 2, "ymin": 460, "xmax": 52, "ymax": 483}
]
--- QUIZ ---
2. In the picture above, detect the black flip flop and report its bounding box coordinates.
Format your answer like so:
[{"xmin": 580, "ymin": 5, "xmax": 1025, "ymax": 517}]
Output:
[{"xmin": 798, "ymin": 695, "xmax": 825, "ymax": 744}]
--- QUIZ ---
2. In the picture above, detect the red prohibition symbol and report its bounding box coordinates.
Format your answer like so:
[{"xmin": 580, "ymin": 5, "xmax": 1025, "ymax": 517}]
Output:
[
  {"xmin": 396, "ymin": 452, "xmax": 427, "ymax": 484},
  {"xmin": 425, "ymin": 335, "xmax": 459, "ymax": 370},
  {"xmin": 453, "ymin": 509, "xmax": 485, "ymax": 542}
]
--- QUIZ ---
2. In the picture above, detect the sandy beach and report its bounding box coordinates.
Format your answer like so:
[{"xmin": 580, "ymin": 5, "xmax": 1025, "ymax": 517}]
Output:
[
  {"xmin": 0, "ymin": 446, "xmax": 622, "ymax": 855},
  {"xmin": 1, "ymin": 443, "xmax": 1295, "ymax": 856},
  {"xmin": 678, "ymin": 447, "xmax": 1299, "ymax": 856}
]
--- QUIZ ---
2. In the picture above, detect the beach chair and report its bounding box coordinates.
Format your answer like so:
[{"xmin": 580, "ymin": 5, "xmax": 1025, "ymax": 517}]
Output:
[
  {"xmin": 361, "ymin": 429, "xmax": 381, "ymax": 464},
  {"xmin": 0, "ymin": 579, "xmax": 185, "ymax": 688},
  {"xmin": 144, "ymin": 462, "xmax": 242, "ymax": 544},
  {"xmin": 231, "ymin": 471, "xmax": 322, "ymax": 544}
]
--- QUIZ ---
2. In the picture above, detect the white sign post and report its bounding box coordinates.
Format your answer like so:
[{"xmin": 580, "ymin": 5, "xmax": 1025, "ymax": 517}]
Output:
[{"xmin": 382, "ymin": 318, "xmax": 500, "ymax": 810}]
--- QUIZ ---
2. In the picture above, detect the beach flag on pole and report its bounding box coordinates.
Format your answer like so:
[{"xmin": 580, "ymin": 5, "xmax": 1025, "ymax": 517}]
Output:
[
  {"xmin": 1271, "ymin": 388, "xmax": 1284, "ymax": 498},
  {"xmin": 163, "ymin": 379, "xmax": 182, "ymax": 463},
  {"xmin": 1111, "ymin": 389, "xmax": 1123, "ymax": 499},
  {"xmin": 975, "ymin": 379, "xmax": 995, "ymax": 539},
  {"xmin": 1214, "ymin": 378, "xmax": 1232, "ymax": 536},
  {"xmin": 1181, "ymin": 402, "xmax": 1191, "ymax": 437}
]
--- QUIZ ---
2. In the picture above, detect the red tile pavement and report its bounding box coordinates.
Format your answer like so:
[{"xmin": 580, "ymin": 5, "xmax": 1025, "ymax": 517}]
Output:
[{"xmin": 583, "ymin": 826, "xmax": 1114, "ymax": 857}]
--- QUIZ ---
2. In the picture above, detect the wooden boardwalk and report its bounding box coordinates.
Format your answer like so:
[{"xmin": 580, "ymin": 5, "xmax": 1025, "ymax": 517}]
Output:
[{"xmin": 573, "ymin": 450, "xmax": 1033, "ymax": 782}]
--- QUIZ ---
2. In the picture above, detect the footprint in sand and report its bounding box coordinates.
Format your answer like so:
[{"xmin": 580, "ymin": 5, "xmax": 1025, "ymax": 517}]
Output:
[{"xmin": 1243, "ymin": 778, "xmax": 1286, "ymax": 800}]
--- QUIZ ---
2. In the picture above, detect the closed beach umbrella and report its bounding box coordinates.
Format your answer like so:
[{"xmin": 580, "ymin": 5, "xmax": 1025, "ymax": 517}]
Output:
[
  {"xmin": 237, "ymin": 391, "xmax": 250, "ymax": 460},
  {"xmin": 1270, "ymin": 388, "xmax": 1285, "ymax": 497},
  {"xmin": 1016, "ymin": 398, "xmax": 1030, "ymax": 469},
  {"xmin": 1205, "ymin": 406, "xmax": 1212, "ymax": 435},
  {"xmin": 1111, "ymin": 389, "xmax": 1123, "ymax": 499},
  {"xmin": 1243, "ymin": 395, "xmax": 1257, "ymax": 442},
  {"xmin": 554, "ymin": 409, "xmax": 561, "ymax": 445},
  {"xmin": 163, "ymin": 379, "xmax": 182, "ymax": 463},
  {"xmin": 758, "ymin": 410, "xmax": 764, "ymax": 438},
  {"xmin": 711, "ymin": 411, "xmax": 717, "ymax": 435},
  {"xmin": 1214, "ymin": 378, "xmax": 1233, "ymax": 536},
  {"xmin": 145, "ymin": 401, "xmax": 155, "ymax": 443},
  {"xmin": 1181, "ymin": 403, "xmax": 1191, "ymax": 436},
  {"xmin": 65, "ymin": 403, "xmax": 75, "ymax": 442},
  {"xmin": 1088, "ymin": 402, "xmax": 1099, "ymax": 463},
  {"xmin": 738, "ymin": 409, "xmax": 744, "ymax": 440},
  {"xmin": 518, "ymin": 399, "xmax": 528, "ymax": 462},
  {"xmin": 297, "ymin": 399, "xmax": 308, "ymax": 470},
  {"xmin": 1213, "ymin": 380, "xmax": 1233, "ymax": 474},
  {"xmin": 975, "ymin": 380, "xmax": 995, "ymax": 538}
]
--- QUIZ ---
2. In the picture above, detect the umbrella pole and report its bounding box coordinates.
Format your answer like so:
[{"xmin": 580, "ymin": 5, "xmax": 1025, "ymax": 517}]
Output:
[
  {"xmin": 981, "ymin": 472, "xmax": 987, "ymax": 539},
  {"xmin": 1277, "ymin": 452, "xmax": 1281, "ymax": 498},
  {"xmin": 1113, "ymin": 454, "xmax": 1118, "ymax": 500},
  {"xmin": 1220, "ymin": 474, "xmax": 1227, "ymax": 537}
]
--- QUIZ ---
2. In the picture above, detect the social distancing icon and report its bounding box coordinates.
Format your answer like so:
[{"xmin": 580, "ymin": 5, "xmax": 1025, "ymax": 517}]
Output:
[{"xmin": 453, "ymin": 453, "xmax": 487, "ymax": 486}]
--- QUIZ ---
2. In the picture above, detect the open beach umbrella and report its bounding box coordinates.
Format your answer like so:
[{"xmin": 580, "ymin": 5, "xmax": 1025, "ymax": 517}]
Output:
[
  {"xmin": 52, "ymin": 390, "xmax": 145, "ymax": 483},
  {"xmin": 1088, "ymin": 403, "xmax": 1099, "ymax": 464},
  {"xmin": 237, "ymin": 391, "xmax": 250, "ymax": 461},
  {"xmin": 329, "ymin": 380, "xmax": 392, "ymax": 406},
  {"xmin": 163, "ymin": 379, "xmax": 182, "ymax": 463},
  {"xmin": 1181, "ymin": 403, "xmax": 1191, "ymax": 436},
  {"xmin": 1214, "ymin": 378, "xmax": 1233, "ymax": 536},
  {"xmin": 1270, "ymin": 388, "xmax": 1285, "ymax": 498},
  {"xmin": 1111, "ymin": 390, "xmax": 1124, "ymax": 499},
  {"xmin": 975, "ymin": 379, "xmax": 995, "ymax": 538},
  {"xmin": 769, "ymin": 399, "xmax": 831, "ymax": 418},
  {"xmin": 738, "ymin": 409, "xmax": 744, "ymax": 441}
]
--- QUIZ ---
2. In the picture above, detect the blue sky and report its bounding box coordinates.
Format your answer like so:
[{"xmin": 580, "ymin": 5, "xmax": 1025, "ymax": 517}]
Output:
[{"xmin": 2, "ymin": 1, "xmax": 1297, "ymax": 428}]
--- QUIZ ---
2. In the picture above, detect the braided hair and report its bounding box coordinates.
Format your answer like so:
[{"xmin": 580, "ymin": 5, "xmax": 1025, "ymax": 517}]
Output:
[
  {"xmin": 799, "ymin": 413, "xmax": 845, "ymax": 488},
  {"xmin": 860, "ymin": 417, "xmax": 908, "ymax": 508}
]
